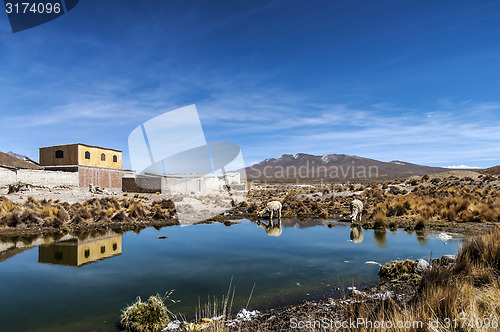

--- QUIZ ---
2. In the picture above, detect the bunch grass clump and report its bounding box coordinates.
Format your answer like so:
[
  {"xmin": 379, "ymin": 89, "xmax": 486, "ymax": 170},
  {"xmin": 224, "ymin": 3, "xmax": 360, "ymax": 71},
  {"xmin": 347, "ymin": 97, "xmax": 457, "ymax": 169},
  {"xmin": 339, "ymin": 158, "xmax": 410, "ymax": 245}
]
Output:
[
  {"xmin": 120, "ymin": 292, "xmax": 176, "ymax": 332},
  {"xmin": 372, "ymin": 211, "xmax": 387, "ymax": 229},
  {"xmin": 414, "ymin": 215, "xmax": 426, "ymax": 230},
  {"xmin": 0, "ymin": 196, "xmax": 177, "ymax": 229},
  {"xmin": 378, "ymin": 259, "xmax": 417, "ymax": 280}
]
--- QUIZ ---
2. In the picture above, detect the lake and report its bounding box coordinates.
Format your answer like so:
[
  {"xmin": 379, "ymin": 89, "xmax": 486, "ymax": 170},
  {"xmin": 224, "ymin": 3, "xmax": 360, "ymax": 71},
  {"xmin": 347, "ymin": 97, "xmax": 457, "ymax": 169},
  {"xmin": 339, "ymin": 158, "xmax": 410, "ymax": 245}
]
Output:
[{"xmin": 0, "ymin": 220, "xmax": 464, "ymax": 331}]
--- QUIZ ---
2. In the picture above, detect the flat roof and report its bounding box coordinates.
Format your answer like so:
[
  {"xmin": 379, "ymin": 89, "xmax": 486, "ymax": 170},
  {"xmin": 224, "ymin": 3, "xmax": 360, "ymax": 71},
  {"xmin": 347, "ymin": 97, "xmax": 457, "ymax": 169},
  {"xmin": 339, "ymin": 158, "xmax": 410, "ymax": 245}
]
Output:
[{"xmin": 39, "ymin": 143, "xmax": 122, "ymax": 153}]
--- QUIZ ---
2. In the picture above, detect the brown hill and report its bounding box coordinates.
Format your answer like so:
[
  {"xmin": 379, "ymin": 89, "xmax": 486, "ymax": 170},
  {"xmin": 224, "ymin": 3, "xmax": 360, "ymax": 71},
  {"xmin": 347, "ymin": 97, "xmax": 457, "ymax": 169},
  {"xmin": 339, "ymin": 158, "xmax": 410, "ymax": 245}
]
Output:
[
  {"xmin": 482, "ymin": 165, "xmax": 500, "ymax": 175},
  {"xmin": 0, "ymin": 151, "xmax": 43, "ymax": 170},
  {"xmin": 245, "ymin": 153, "xmax": 448, "ymax": 181}
]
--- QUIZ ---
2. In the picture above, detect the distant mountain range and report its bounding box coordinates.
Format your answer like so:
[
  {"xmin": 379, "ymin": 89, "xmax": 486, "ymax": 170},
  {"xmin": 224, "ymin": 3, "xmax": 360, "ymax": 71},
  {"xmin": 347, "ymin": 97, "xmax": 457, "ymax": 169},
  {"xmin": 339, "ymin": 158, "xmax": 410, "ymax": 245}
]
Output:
[
  {"xmin": 245, "ymin": 153, "xmax": 452, "ymax": 180},
  {"xmin": 6, "ymin": 151, "xmax": 29, "ymax": 160},
  {"xmin": 482, "ymin": 165, "xmax": 500, "ymax": 175}
]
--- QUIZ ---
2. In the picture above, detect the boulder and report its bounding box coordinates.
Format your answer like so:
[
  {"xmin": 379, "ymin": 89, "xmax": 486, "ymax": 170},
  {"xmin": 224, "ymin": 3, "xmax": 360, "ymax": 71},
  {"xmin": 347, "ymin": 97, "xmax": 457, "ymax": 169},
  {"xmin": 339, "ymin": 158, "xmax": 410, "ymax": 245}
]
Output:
[{"xmin": 415, "ymin": 259, "xmax": 430, "ymax": 274}]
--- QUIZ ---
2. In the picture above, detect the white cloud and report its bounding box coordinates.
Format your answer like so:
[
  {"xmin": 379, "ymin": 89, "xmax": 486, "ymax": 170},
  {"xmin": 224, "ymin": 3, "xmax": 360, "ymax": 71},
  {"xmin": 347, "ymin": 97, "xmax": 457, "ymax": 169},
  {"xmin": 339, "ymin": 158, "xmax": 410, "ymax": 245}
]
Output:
[{"xmin": 444, "ymin": 165, "xmax": 482, "ymax": 169}]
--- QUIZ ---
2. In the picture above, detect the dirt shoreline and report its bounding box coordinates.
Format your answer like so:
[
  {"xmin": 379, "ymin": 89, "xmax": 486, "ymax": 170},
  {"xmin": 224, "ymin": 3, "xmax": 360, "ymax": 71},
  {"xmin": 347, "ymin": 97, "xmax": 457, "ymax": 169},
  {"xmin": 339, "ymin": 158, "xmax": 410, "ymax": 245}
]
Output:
[{"xmin": 238, "ymin": 277, "xmax": 420, "ymax": 331}]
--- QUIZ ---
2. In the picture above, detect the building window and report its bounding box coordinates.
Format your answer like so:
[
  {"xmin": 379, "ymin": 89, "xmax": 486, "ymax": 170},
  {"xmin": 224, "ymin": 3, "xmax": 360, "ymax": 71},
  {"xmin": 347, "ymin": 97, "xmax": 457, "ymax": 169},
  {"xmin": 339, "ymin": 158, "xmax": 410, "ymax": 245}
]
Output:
[
  {"xmin": 101, "ymin": 153, "xmax": 106, "ymax": 161},
  {"xmin": 113, "ymin": 155, "xmax": 117, "ymax": 163},
  {"xmin": 55, "ymin": 150, "xmax": 64, "ymax": 159},
  {"xmin": 101, "ymin": 246, "xmax": 106, "ymax": 254},
  {"xmin": 112, "ymin": 243, "xmax": 117, "ymax": 251},
  {"xmin": 85, "ymin": 151, "xmax": 90, "ymax": 159},
  {"xmin": 84, "ymin": 249, "xmax": 90, "ymax": 258}
]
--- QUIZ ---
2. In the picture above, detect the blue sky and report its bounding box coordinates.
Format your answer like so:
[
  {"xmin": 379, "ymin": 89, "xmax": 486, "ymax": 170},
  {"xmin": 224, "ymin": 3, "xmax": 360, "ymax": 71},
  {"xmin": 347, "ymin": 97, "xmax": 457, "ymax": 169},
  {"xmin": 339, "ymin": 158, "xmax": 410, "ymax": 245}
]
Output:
[{"xmin": 1, "ymin": 0, "xmax": 500, "ymax": 169}]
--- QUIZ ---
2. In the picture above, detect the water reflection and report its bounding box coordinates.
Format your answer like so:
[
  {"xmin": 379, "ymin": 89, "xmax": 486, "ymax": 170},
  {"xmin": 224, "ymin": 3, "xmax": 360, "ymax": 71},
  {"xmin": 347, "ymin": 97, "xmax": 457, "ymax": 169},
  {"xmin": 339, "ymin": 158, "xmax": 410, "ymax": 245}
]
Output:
[
  {"xmin": 373, "ymin": 229, "xmax": 387, "ymax": 248},
  {"xmin": 0, "ymin": 230, "xmax": 122, "ymax": 266},
  {"xmin": 0, "ymin": 233, "xmax": 76, "ymax": 263},
  {"xmin": 256, "ymin": 220, "xmax": 282, "ymax": 237},
  {"xmin": 349, "ymin": 225, "xmax": 364, "ymax": 243},
  {"xmin": 0, "ymin": 220, "xmax": 466, "ymax": 332},
  {"xmin": 38, "ymin": 231, "xmax": 122, "ymax": 267},
  {"xmin": 415, "ymin": 230, "xmax": 428, "ymax": 245}
]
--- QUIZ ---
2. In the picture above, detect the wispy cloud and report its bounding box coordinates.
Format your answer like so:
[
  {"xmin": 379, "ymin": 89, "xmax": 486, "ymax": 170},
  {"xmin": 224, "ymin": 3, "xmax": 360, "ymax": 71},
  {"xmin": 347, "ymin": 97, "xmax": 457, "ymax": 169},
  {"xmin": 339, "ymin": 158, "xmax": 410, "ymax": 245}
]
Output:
[
  {"xmin": 445, "ymin": 165, "xmax": 482, "ymax": 169},
  {"xmin": 196, "ymin": 92, "xmax": 500, "ymax": 167},
  {"xmin": 1, "ymin": 5, "xmax": 500, "ymax": 171}
]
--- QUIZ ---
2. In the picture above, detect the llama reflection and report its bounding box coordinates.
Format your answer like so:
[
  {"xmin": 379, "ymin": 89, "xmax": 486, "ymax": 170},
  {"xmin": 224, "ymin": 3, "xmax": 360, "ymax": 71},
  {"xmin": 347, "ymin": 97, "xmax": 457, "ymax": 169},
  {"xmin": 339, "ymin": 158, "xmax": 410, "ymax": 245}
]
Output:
[
  {"xmin": 256, "ymin": 220, "xmax": 282, "ymax": 237},
  {"xmin": 349, "ymin": 225, "xmax": 364, "ymax": 243}
]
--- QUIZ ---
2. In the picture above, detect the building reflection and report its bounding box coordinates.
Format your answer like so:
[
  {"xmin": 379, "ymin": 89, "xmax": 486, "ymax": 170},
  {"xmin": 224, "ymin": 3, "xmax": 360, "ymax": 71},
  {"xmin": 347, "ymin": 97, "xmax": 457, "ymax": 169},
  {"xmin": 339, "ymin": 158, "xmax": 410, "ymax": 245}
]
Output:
[{"xmin": 38, "ymin": 231, "xmax": 122, "ymax": 267}]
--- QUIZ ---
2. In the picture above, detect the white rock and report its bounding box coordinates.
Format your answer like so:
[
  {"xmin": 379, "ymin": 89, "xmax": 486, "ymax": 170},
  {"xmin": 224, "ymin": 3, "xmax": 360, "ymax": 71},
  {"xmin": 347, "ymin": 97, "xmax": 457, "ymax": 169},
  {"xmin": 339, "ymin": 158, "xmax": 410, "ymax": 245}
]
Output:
[
  {"xmin": 235, "ymin": 308, "xmax": 260, "ymax": 322},
  {"xmin": 365, "ymin": 261, "xmax": 381, "ymax": 266},
  {"xmin": 437, "ymin": 232, "xmax": 453, "ymax": 240},
  {"xmin": 163, "ymin": 320, "xmax": 182, "ymax": 330},
  {"xmin": 415, "ymin": 259, "xmax": 430, "ymax": 274}
]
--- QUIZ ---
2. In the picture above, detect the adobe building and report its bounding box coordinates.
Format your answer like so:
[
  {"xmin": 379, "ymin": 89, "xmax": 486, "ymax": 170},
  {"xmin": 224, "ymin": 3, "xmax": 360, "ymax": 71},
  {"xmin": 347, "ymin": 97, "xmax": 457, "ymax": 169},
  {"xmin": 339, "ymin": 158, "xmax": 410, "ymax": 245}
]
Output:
[{"xmin": 39, "ymin": 143, "xmax": 122, "ymax": 190}]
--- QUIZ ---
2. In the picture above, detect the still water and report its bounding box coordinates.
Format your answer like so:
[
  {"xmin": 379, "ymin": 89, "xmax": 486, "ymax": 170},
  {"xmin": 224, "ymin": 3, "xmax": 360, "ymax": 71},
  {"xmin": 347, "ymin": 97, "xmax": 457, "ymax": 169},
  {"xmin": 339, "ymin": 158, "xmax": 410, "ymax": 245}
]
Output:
[{"xmin": 0, "ymin": 220, "xmax": 464, "ymax": 331}]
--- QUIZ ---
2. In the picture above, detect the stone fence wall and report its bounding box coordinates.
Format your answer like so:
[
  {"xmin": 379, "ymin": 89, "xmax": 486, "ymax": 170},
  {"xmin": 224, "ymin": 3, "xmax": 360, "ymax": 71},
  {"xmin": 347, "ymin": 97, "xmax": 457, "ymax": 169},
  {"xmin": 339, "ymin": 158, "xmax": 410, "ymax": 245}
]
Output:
[{"xmin": 0, "ymin": 166, "xmax": 79, "ymax": 189}]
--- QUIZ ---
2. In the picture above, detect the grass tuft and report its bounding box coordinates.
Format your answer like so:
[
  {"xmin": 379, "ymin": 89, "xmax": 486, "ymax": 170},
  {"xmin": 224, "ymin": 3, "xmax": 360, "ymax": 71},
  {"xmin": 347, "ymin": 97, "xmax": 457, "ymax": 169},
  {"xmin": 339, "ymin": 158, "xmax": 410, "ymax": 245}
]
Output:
[
  {"xmin": 372, "ymin": 211, "xmax": 386, "ymax": 229},
  {"xmin": 414, "ymin": 215, "xmax": 426, "ymax": 230},
  {"xmin": 120, "ymin": 293, "xmax": 176, "ymax": 332}
]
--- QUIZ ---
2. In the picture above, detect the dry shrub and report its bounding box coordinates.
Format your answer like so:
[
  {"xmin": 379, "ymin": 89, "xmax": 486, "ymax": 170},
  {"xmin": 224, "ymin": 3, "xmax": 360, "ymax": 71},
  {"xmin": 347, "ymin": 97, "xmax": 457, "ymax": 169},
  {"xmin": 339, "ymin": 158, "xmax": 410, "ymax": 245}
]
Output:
[
  {"xmin": 56, "ymin": 208, "xmax": 70, "ymax": 223},
  {"xmin": 111, "ymin": 211, "xmax": 131, "ymax": 223},
  {"xmin": 372, "ymin": 211, "xmax": 386, "ymax": 229},
  {"xmin": 417, "ymin": 204, "xmax": 435, "ymax": 220},
  {"xmin": 0, "ymin": 198, "xmax": 17, "ymax": 216},
  {"xmin": 127, "ymin": 203, "xmax": 147, "ymax": 219},
  {"xmin": 43, "ymin": 217, "xmax": 63, "ymax": 228},
  {"xmin": 152, "ymin": 199, "xmax": 175, "ymax": 210},
  {"xmin": 19, "ymin": 210, "xmax": 41, "ymax": 225},
  {"xmin": 77, "ymin": 207, "xmax": 92, "ymax": 220},
  {"xmin": 70, "ymin": 215, "xmax": 85, "ymax": 225},
  {"xmin": 414, "ymin": 215, "xmax": 426, "ymax": 230},
  {"xmin": 442, "ymin": 207, "xmax": 457, "ymax": 221},
  {"xmin": 149, "ymin": 207, "xmax": 167, "ymax": 220},
  {"xmin": 345, "ymin": 230, "xmax": 500, "ymax": 331},
  {"xmin": 1, "ymin": 213, "xmax": 21, "ymax": 227}
]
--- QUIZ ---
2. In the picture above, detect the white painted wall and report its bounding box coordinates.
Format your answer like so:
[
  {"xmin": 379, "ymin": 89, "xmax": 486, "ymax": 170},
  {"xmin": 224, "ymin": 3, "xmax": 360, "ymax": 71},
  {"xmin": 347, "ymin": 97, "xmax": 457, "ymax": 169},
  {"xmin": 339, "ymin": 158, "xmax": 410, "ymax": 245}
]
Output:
[{"xmin": 0, "ymin": 167, "xmax": 79, "ymax": 189}]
